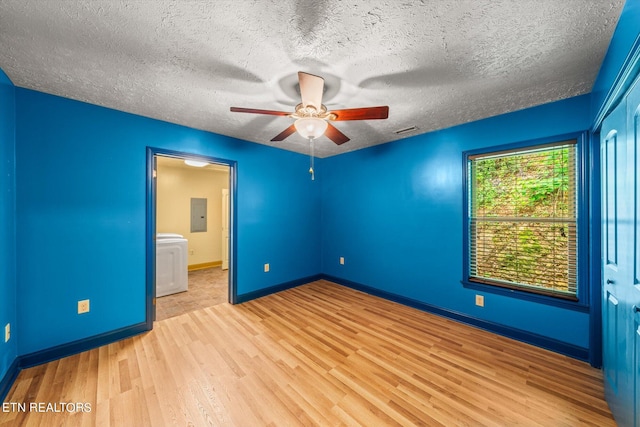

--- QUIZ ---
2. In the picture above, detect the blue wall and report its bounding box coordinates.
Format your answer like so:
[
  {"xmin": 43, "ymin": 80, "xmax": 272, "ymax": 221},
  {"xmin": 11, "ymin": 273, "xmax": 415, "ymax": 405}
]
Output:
[
  {"xmin": 0, "ymin": 70, "xmax": 17, "ymax": 383},
  {"xmin": 321, "ymin": 95, "xmax": 592, "ymax": 349},
  {"xmin": 15, "ymin": 88, "xmax": 321, "ymax": 355}
]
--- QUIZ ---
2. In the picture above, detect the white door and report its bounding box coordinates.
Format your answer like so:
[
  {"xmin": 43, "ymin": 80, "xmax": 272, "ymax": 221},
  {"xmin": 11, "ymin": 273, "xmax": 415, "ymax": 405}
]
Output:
[
  {"xmin": 601, "ymin": 98, "xmax": 630, "ymax": 424},
  {"xmin": 602, "ymin": 73, "xmax": 640, "ymax": 427},
  {"xmin": 627, "ymin": 75, "xmax": 640, "ymax": 427},
  {"xmin": 221, "ymin": 189, "xmax": 230, "ymax": 270}
]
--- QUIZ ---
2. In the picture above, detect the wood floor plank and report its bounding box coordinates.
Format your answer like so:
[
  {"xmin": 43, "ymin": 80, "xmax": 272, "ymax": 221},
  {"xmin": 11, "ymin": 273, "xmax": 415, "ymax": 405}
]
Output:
[{"xmin": 1, "ymin": 280, "xmax": 615, "ymax": 426}]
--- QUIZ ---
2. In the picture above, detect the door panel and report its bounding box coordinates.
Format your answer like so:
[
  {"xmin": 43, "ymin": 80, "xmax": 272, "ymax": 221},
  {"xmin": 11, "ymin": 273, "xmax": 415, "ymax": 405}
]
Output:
[
  {"xmin": 635, "ymin": 100, "xmax": 640, "ymax": 291},
  {"xmin": 630, "ymin": 77, "xmax": 640, "ymax": 427},
  {"xmin": 635, "ymin": 318, "xmax": 640, "ymax": 427},
  {"xmin": 602, "ymin": 97, "xmax": 631, "ymax": 426},
  {"xmin": 604, "ymin": 291, "xmax": 619, "ymax": 392},
  {"xmin": 604, "ymin": 128, "xmax": 619, "ymax": 269}
]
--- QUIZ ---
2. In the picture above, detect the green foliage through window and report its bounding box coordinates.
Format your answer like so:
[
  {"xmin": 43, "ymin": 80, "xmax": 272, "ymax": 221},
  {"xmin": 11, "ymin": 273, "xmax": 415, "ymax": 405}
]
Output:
[{"xmin": 468, "ymin": 141, "xmax": 577, "ymax": 298}]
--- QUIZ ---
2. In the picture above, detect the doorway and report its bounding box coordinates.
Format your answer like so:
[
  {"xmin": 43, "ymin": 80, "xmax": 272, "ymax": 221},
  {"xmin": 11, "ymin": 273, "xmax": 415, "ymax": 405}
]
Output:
[{"xmin": 146, "ymin": 148, "xmax": 237, "ymax": 327}]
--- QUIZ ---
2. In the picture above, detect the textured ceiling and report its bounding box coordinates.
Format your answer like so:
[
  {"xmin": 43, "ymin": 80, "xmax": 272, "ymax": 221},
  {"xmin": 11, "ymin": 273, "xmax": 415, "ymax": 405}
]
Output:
[{"xmin": 0, "ymin": 1, "xmax": 624, "ymax": 157}]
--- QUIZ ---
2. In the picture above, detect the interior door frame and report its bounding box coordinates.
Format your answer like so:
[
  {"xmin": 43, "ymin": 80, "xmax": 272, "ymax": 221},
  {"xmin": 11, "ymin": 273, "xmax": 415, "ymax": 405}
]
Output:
[{"xmin": 145, "ymin": 147, "xmax": 238, "ymax": 329}]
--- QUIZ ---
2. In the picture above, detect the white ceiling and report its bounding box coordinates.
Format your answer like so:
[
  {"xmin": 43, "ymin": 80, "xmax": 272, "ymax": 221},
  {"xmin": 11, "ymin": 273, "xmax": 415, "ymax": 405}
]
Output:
[{"xmin": 0, "ymin": 1, "xmax": 624, "ymax": 158}]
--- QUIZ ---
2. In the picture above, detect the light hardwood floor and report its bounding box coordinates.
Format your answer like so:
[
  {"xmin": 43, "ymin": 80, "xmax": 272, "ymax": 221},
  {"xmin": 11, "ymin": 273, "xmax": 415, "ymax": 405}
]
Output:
[{"xmin": 1, "ymin": 280, "xmax": 614, "ymax": 426}]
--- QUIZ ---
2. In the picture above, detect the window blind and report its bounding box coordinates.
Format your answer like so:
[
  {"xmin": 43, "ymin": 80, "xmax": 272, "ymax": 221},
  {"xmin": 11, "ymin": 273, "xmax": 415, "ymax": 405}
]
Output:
[{"xmin": 468, "ymin": 141, "xmax": 577, "ymax": 298}]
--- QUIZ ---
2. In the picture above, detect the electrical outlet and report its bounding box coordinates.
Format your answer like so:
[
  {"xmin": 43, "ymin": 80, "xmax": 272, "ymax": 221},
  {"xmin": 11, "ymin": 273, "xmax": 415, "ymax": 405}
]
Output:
[
  {"xmin": 475, "ymin": 295, "xmax": 484, "ymax": 307},
  {"xmin": 264, "ymin": 263, "xmax": 270, "ymax": 273},
  {"xmin": 78, "ymin": 299, "xmax": 90, "ymax": 314},
  {"xmin": 4, "ymin": 323, "xmax": 9, "ymax": 343},
  {"xmin": 340, "ymin": 257, "xmax": 345, "ymax": 265}
]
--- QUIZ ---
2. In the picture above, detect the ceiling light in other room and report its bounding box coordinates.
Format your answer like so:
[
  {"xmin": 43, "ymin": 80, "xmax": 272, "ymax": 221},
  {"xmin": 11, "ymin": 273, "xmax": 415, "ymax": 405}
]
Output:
[
  {"xmin": 184, "ymin": 159, "xmax": 208, "ymax": 167},
  {"xmin": 294, "ymin": 117, "xmax": 328, "ymax": 140}
]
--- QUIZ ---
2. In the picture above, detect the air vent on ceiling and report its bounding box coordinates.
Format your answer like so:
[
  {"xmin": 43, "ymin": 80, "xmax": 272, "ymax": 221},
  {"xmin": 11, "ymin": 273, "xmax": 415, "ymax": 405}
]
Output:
[{"xmin": 395, "ymin": 126, "xmax": 418, "ymax": 135}]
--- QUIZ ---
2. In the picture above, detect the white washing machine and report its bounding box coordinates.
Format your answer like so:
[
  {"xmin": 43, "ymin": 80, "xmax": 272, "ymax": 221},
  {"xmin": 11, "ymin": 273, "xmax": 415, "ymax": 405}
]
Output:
[{"xmin": 156, "ymin": 233, "xmax": 188, "ymax": 297}]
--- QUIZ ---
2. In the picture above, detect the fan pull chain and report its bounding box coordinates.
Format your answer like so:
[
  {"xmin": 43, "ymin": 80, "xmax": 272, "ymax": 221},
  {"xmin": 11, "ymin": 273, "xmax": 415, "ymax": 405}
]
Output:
[{"xmin": 309, "ymin": 138, "xmax": 315, "ymax": 180}]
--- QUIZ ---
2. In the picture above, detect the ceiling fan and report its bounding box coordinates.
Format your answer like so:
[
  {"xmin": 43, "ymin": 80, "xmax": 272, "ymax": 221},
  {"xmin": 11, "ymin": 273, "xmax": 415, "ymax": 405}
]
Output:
[{"xmin": 230, "ymin": 71, "xmax": 389, "ymax": 145}]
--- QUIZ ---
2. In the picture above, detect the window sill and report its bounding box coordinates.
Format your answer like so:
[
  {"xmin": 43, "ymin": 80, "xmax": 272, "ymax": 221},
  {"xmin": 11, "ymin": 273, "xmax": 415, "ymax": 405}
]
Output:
[{"xmin": 461, "ymin": 279, "xmax": 590, "ymax": 313}]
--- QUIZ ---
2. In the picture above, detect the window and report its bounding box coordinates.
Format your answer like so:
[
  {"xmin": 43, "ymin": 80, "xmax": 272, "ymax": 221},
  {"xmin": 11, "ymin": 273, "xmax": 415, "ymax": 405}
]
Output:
[{"xmin": 464, "ymin": 138, "xmax": 579, "ymax": 300}]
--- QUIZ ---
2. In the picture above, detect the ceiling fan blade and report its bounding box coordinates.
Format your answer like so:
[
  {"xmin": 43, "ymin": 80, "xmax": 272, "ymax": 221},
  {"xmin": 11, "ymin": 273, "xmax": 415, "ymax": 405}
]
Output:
[
  {"xmin": 230, "ymin": 107, "xmax": 291, "ymax": 116},
  {"xmin": 298, "ymin": 72, "xmax": 324, "ymax": 110},
  {"xmin": 271, "ymin": 124, "xmax": 297, "ymax": 142},
  {"xmin": 329, "ymin": 106, "xmax": 389, "ymax": 121},
  {"xmin": 325, "ymin": 123, "xmax": 350, "ymax": 145}
]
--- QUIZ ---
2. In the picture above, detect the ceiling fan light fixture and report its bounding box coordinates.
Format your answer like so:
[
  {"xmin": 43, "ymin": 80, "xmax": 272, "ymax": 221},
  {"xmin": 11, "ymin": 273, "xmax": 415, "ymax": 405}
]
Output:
[
  {"xmin": 294, "ymin": 117, "xmax": 328, "ymax": 140},
  {"xmin": 230, "ymin": 72, "xmax": 387, "ymax": 145}
]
